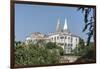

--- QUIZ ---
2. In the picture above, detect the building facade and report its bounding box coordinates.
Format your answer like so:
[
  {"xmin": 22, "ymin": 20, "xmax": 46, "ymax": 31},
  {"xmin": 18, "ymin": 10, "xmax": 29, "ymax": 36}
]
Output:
[{"xmin": 25, "ymin": 18, "xmax": 79, "ymax": 54}]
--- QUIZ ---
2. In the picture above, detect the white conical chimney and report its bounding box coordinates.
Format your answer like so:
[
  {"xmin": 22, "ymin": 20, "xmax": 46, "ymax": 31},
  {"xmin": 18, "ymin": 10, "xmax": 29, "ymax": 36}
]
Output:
[
  {"xmin": 63, "ymin": 18, "xmax": 68, "ymax": 30},
  {"xmin": 56, "ymin": 18, "xmax": 62, "ymax": 32}
]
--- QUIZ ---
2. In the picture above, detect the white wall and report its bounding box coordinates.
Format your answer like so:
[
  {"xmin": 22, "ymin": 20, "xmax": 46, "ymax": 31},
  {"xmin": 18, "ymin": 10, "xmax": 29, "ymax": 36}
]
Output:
[
  {"xmin": 72, "ymin": 37, "xmax": 77, "ymax": 49},
  {"xmin": 0, "ymin": 0, "xmax": 100, "ymax": 69}
]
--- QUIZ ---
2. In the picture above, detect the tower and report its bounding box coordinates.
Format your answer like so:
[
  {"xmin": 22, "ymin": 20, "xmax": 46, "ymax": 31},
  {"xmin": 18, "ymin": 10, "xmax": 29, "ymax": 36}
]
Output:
[
  {"xmin": 56, "ymin": 18, "xmax": 62, "ymax": 32},
  {"xmin": 63, "ymin": 18, "xmax": 70, "ymax": 33}
]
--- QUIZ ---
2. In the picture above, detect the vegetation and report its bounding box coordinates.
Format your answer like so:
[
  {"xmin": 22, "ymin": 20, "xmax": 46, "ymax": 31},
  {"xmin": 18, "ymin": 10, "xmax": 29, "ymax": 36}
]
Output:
[
  {"xmin": 72, "ymin": 7, "xmax": 96, "ymax": 63},
  {"xmin": 14, "ymin": 41, "xmax": 63, "ymax": 66},
  {"xmin": 46, "ymin": 42, "xmax": 63, "ymax": 55},
  {"xmin": 14, "ymin": 7, "xmax": 96, "ymax": 65},
  {"xmin": 73, "ymin": 37, "xmax": 95, "ymax": 63},
  {"xmin": 73, "ymin": 38, "xmax": 85, "ymax": 56},
  {"xmin": 77, "ymin": 7, "xmax": 95, "ymax": 46},
  {"xmin": 74, "ymin": 44, "xmax": 95, "ymax": 63}
]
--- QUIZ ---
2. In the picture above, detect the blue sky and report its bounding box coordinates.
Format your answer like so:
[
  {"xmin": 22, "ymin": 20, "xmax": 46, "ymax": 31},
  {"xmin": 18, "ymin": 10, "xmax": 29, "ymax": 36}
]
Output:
[{"xmin": 15, "ymin": 4, "xmax": 92, "ymax": 41}]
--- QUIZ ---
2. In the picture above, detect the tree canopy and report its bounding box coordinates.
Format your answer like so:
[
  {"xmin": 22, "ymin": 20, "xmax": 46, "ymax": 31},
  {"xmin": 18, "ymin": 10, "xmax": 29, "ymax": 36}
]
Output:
[{"xmin": 14, "ymin": 41, "xmax": 63, "ymax": 66}]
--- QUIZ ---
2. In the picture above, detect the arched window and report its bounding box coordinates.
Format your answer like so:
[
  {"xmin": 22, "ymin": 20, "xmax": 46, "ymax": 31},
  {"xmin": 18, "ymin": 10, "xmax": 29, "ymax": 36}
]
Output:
[
  {"xmin": 52, "ymin": 37, "xmax": 53, "ymax": 40},
  {"xmin": 65, "ymin": 36, "xmax": 67, "ymax": 39},
  {"xmin": 57, "ymin": 36, "xmax": 59, "ymax": 40},
  {"xmin": 71, "ymin": 44, "xmax": 73, "ymax": 47},
  {"xmin": 76, "ymin": 38, "xmax": 77, "ymax": 42},
  {"xmin": 71, "ymin": 37, "xmax": 73, "ymax": 42},
  {"xmin": 68, "ymin": 37, "xmax": 70, "ymax": 39},
  {"xmin": 54, "ymin": 37, "xmax": 56, "ymax": 41},
  {"xmin": 64, "ymin": 43, "xmax": 67, "ymax": 49}
]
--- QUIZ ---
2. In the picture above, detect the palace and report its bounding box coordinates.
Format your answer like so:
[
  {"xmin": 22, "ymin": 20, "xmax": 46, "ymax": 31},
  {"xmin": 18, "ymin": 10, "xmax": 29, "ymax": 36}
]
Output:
[{"xmin": 25, "ymin": 18, "xmax": 79, "ymax": 54}]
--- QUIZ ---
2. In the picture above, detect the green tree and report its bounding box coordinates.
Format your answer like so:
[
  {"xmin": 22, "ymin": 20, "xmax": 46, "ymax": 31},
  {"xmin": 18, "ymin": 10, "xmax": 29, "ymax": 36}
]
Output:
[
  {"xmin": 46, "ymin": 42, "xmax": 63, "ymax": 55},
  {"xmin": 15, "ymin": 41, "xmax": 21, "ymax": 46},
  {"xmin": 75, "ymin": 43, "xmax": 95, "ymax": 63},
  {"xmin": 73, "ymin": 38, "xmax": 85, "ymax": 56},
  {"xmin": 46, "ymin": 42, "xmax": 57, "ymax": 49},
  {"xmin": 75, "ymin": 7, "xmax": 96, "ymax": 63},
  {"xmin": 77, "ymin": 7, "xmax": 95, "ymax": 46},
  {"xmin": 14, "ymin": 40, "xmax": 62, "ymax": 66}
]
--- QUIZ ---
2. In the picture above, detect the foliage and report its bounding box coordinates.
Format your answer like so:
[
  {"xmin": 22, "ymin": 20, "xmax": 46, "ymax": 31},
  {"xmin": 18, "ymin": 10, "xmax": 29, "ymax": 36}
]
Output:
[
  {"xmin": 75, "ymin": 7, "xmax": 96, "ymax": 63},
  {"xmin": 77, "ymin": 7, "xmax": 95, "ymax": 46},
  {"xmin": 73, "ymin": 38, "xmax": 95, "ymax": 63},
  {"xmin": 46, "ymin": 42, "xmax": 57, "ymax": 49},
  {"xmin": 14, "ymin": 41, "xmax": 63, "ymax": 66},
  {"xmin": 46, "ymin": 42, "xmax": 63, "ymax": 55},
  {"xmin": 75, "ymin": 44, "xmax": 95, "ymax": 63},
  {"xmin": 73, "ymin": 38, "xmax": 85, "ymax": 56},
  {"xmin": 15, "ymin": 41, "xmax": 22, "ymax": 46}
]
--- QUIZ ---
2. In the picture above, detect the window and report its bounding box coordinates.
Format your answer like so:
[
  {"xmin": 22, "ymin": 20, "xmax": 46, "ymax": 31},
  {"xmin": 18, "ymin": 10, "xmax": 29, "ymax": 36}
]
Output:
[
  {"xmin": 65, "ymin": 36, "xmax": 67, "ymax": 39},
  {"xmin": 76, "ymin": 38, "xmax": 77, "ymax": 42},
  {"xmin": 54, "ymin": 37, "xmax": 56, "ymax": 41},
  {"xmin": 60, "ymin": 36, "xmax": 64, "ymax": 39},
  {"xmin": 52, "ymin": 37, "xmax": 53, "ymax": 41},
  {"xmin": 68, "ymin": 37, "xmax": 70, "ymax": 39},
  {"xmin": 57, "ymin": 36, "xmax": 59, "ymax": 40},
  {"xmin": 65, "ymin": 43, "xmax": 67, "ymax": 46},
  {"xmin": 71, "ymin": 37, "xmax": 73, "ymax": 42},
  {"xmin": 71, "ymin": 44, "xmax": 73, "ymax": 47},
  {"xmin": 76, "ymin": 44, "xmax": 77, "ymax": 47},
  {"xmin": 70, "ymin": 44, "xmax": 71, "ymax": 46},
  {"xmin": 68, "ymin": 44, "xmax": 70, "ymax": 46},
  {"xmin": 64, "ymin": 43, "xmax": 67, "ymax": 49}
]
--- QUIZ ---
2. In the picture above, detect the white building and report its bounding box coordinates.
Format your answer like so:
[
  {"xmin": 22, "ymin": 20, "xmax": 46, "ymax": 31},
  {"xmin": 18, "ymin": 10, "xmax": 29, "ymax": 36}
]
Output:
[
  {"xmin": 25, "ymin": 18, "xmax": 79, "ymax": 54},
  {"xmin": 25, "ymin": 32, "xmax": 49, "ymax": 44},
  {"xmin": 48, "ymin": 18, "xmax": 79, "ymax": 54}
]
